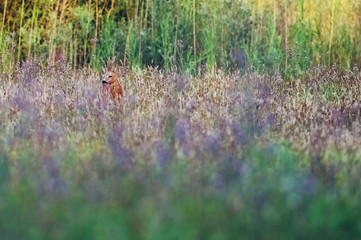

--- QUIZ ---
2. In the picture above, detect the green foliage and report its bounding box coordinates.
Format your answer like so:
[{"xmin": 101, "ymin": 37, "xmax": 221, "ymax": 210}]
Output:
[
  {"xmin": 70, "ymin": 6, "xmax": 94, "ymax": 64},
  {"xmin": 0, "ymin": 32, "xmax": 16, "ymax": 72},
  {"xmin": 92, "ymin": 19, "xmax": 126, "ymax": 69},
  {"xmin": 265, "ymin": 16, "xmax": 284, "ymax": 73},
  {"xmin": 1, "ymin": 0, "xmax": 361, "ymax": 74},
  {"xmin": 332, "ymin": 25, "xmax": 356, "ymax": 69},
  {"xmin": 159, "ymin": 15, "xmax": 173, "ymax": 69},
  {"xmin": 128, "ymin": 22, "xmax": 140, "ymax": 67},
  {"xmin": 202, "ymin": 25, "xmax": 216, "ymax": 69},
  {"xmin": 286, "ymin": 20, "xmax": 315, "ymax": 79}
]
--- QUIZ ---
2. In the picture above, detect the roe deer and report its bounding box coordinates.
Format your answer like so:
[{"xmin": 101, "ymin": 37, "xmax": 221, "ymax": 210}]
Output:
[
  {"xmin": 102, "ymin": 58, "xmax": 125, "ymax": 100},
  {"xmin": 102, "ymin": 70, "xmax": 124, "ymax": 100}
]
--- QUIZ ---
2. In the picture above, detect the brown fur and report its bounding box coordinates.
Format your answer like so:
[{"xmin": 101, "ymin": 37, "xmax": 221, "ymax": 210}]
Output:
[{"xmin": 102, "ymin": 71, "xmax": 124, "ymax": 100}]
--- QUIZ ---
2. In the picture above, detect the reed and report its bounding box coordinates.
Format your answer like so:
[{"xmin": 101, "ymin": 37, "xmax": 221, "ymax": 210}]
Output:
[{"xmin": 0, "ymin": 0, "xmax": 360, "ymax": 75}]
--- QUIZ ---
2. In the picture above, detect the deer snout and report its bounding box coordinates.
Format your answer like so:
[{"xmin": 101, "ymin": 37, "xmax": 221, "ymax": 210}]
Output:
[{"xmin": 102, "ymin": 80, "xmax": 109, "ymax": 85}]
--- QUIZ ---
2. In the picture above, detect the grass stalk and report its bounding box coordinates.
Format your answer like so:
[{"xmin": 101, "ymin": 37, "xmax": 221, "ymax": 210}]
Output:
[
  {"xmin": 95, "ymin": 0, "xmax": 99, "ymax": 40},
  {"xmin": 144, "ymin": 0, "xmax": 149, "ymax": 28},
  {"xmin": 329, "ymin": 0, "xmax": 335, "ymax": 66},
  {"xmin": 17, "ymin": 0, "xmax": 25, "ymax": 63},
  {"xmin": 285, "ymin": 0, "xmax": 288, "ymax": 72},
  {"xmin": 107, "ymin": 0, "xmax": 114, "ymax": 19},
  {"xmin": 0, "ymin": 0, "xmax": 7, "ymax": 41},
  {"xmin": 48, "ymin": 0, "xmax": 60, "ymax": 65},
  {"xmin": 193, "ymin": 0, "xmax": 196, "ymax": 62}
]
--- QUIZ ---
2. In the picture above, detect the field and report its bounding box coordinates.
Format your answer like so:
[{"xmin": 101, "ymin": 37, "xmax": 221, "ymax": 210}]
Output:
[
  {"xmin": 2, "ymin": 0, "xmax": 361, "ymax": 239},
  {"xmin": 0, "ymin": 60, "xmax": 361, "ymax": 239}
]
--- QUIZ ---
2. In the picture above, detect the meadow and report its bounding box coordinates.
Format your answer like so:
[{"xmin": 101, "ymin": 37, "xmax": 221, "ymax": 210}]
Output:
[
  {"xmin": 1, "ymin": 60, "xmax": 361, "ymax": 239},
  {"xmin": 2, "ymin": 0, "xmax": 361, "ymax": 239}
]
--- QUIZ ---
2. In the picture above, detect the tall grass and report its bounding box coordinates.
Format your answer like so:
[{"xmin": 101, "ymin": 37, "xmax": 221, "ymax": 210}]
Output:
[{"xmin": 0, "ymin": 0, "xmax": 360, "ymax": 75}]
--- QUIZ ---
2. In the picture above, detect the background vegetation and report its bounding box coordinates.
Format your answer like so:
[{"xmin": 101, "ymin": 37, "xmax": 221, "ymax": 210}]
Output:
[{"xmin": 1, "ymin": 0, "xmax": 361, "ymax": 75}]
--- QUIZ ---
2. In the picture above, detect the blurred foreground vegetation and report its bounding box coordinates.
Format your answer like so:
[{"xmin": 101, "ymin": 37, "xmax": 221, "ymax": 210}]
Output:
[{"xmin": 0, "ymin": 0, "xmax": 361, "ymax": 76}]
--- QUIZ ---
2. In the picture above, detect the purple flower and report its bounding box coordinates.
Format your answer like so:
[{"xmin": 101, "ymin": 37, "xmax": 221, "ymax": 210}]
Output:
[
  {"xmin": 156, "ymin": 141, "xmax": 172, "ymax": 167},
  {"xmin": 19, "ymin": 58, "xmax": 40, "ymax": 86},
  {"xmin": 173, "ymin": 74, "xmax": 187, "ymax": 92},
  {"xmin": 175, "ymin": 121, "xmax": 189, "ymax": 145},
  {"xmin": 14, "ymin": 95, "xmax": 33, "ymax": 113},
  {"xmin": 108, "ymin": 127, "xmax": 133, "ymax": 170}
]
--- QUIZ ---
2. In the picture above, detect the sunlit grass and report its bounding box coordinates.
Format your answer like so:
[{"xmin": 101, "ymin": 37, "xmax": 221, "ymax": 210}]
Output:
[{"xmin": 1, "ymin": 0, "xmax": 361, "ymax": 75}]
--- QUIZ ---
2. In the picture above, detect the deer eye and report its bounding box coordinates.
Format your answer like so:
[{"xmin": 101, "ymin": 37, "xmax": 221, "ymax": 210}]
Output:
[{"xmin": 108, "ymin": 75, "xmax": 112, "ymax": 78}]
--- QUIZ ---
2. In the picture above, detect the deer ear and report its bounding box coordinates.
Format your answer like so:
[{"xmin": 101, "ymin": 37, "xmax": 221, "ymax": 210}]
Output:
[
  {"xmin": 106, "ymin": 59, "xmax": 112, "ymax": 71},
  {"xmin": 106, "ymin": 57, "xmax": 116, "ymax": 71},
  {"xmin": 112, "ymin": 57, "xmax": 117, "ymax": 71}
]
